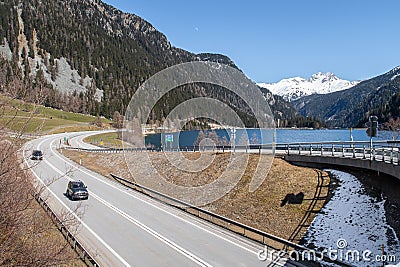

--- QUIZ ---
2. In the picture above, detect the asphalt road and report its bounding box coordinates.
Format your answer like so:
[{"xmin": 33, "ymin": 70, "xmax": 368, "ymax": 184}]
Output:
[{"xmin": 23, "ymin": 131, "xmax": 291, "ymax": 267}]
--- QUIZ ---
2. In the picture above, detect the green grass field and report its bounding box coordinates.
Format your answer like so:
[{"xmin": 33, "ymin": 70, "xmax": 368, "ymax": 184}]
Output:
[
  {"xmin": 0, "ymin": 94, "xmax": 111, "ymax": 133},
  {"xmin": 84, "ymin": 131, "xmax": 124, "ymax": 147}
]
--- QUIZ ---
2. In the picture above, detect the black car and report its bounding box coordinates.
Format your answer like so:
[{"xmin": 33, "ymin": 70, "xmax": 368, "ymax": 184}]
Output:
[
  {"xmin": 66, "ymin": 180, "xmax": 89, "ymax": 200},
  {"xmin": 31, "ymin": 150, "xmax": 43, "ymax": 160}
]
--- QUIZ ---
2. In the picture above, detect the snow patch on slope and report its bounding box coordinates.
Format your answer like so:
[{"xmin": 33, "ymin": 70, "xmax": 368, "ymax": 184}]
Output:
[
  {"xmin": 258, "ymin": 72, "xmax": 360, "ymax": 102},
  {"xmin": 389, "ymin": 66, "xmax": 400, "ymax": 81},
  {"xmin": 391, "ymin": 66, "xmax": 400, "ymax": 73},
  {"xmin": 304, "ymin": 169, "xmax": 400, "ymax": 266}
]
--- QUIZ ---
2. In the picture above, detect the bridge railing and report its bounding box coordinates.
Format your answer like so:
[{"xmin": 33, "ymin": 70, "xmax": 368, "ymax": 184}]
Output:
[
  {"xmin": 284, "ymin": 141, "xmax": 400, "ymax": 166},
  {"xmin": 62, "ymin": 140, "xmax": 400, "ymax": 166},
  {"xmin": 62, "ymin": 139, "xmax": 400, "ymax": 174}
]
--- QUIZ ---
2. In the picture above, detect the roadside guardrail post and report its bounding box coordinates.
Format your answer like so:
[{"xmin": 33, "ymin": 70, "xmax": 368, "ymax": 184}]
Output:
[
  {"xmin": 391, "ymin": 147, "xmax": 394, "ymax": 164},
  {"xmin": 331, "ymin": 144, "xmax": 334, "ymax": 156},
  {"xmin": 373, "ymin": 146, "xmax": 376, "ymax": 161},
  {"xmin": 363, "ymin": 145, "xmax": 366, "ymax": 159},
  {"xmin": 397, "ymin": 149, "xmax": 399, "ymax": 165},
  {"xmin": 342, "ymin": 144, "xmax": 345, "ymax": 157}
]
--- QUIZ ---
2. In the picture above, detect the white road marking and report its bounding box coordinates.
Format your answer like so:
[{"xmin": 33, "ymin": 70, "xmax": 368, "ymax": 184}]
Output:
[
  {"xmin": 91, "ymin": 192, "xmax": 212, "ymax": 267},
  {"xmin": 37, "ymin": 137, "xmax": 211, "ymax": 267},
  {"xmin": 48, "ymin": 132, "xmax": 264, "ymax": 256},
  {"xmin": 23, "ymin": 144, "xmax": 131, "ymax": 267}
]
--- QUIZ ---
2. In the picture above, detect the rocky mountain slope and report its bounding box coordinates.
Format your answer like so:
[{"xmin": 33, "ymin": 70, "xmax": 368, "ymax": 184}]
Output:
[{"xmin": 0, "ymin": 0, "xmax": 301, "ymax": 127}]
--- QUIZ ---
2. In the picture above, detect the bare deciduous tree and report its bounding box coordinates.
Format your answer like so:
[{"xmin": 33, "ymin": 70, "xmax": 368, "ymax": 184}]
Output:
[
  {"xmin": 381, "ymin": 117, "xmax": 400, "ymax": 141},
  {"xmin": 0, "ymin": 139, "xmax": 84, "ymax": 266},
  {"xmin": 112, "ymin": 111, "xmax": 124, "ymax": 129},
  {"xmin": 91, "ymin": 115, "xmax": 103, "ymax": 128},
  {"xmin": 0, "ymin": 78, "xmax": 84, "ymax": 266}
]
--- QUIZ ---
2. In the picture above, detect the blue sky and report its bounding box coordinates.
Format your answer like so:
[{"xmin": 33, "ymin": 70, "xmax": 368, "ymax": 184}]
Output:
[{"xmin": 102, "ymin": 0, "xmax": 400, "ymax": 83}]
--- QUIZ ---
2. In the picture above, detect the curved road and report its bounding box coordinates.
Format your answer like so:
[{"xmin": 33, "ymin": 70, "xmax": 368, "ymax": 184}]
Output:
[{"xmin": 23, "ymin": 131, "xmax": 290, "ymax": 267}]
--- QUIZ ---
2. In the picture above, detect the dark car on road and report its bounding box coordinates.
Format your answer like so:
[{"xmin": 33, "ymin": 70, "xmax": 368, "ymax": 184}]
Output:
[
  {"xmin": 31, "ymin": 150, "xmax": 43, "ymax": 160},
  {"xmin": 66, "ymin": 180, "xmax": 89, "ymax": 200}
]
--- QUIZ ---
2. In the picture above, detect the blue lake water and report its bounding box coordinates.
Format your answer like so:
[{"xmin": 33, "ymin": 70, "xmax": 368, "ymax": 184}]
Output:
[
  {"xmin": 145, "ymin": 128, "xmax": 387, "ymax": 148},
  {"xmin": 275, "ymin": 128, "xmax": 371, "ymax": 143}
]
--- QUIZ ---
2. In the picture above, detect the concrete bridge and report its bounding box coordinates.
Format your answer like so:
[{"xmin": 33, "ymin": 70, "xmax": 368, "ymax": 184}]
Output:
[{"xmin": 280, "ymin": 141, "xmax": 400, "ymax": 181}]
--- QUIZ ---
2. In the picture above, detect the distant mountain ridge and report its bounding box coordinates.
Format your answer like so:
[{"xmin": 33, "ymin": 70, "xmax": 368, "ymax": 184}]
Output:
[
  {"xmin": 292, "ymin": 66, "xmax": 400, "ymax": 127},
  {"xmin": 258, "ymin": 72, "xmax": 360, "ymax": 102}
]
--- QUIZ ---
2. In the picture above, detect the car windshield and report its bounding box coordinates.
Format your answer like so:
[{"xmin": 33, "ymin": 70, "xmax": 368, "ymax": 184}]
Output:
[
  {"xmin": 72, "ymin": 182, "xmax": 85, "ymax": 189},
  {"xmin": 33, "ymin": 150, "xmax": 42, "ymax": 156}
]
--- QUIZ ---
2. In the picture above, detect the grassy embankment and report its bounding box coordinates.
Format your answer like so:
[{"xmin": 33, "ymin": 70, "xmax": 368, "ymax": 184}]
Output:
[
  {"xmin": 0, "ymin": 94, "xmax": 111, "ymax": 134},
  {"xmin": 62, "ymin": 148, "xmax": 331, "ymax": 246},
  {"xmin": 83, "ymin": 131, "xmax": 124, "ymax": 147}
]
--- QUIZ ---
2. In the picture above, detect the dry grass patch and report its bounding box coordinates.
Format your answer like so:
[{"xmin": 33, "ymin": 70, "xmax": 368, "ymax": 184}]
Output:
[
  {"xmin": 208, "ymin": 157, "xmax": 330, "ymax": 242},
  {"xmin": 48, "ymin": 124, "xmax": 103, "ymax": 134},
  {"xmin": 62, "ymin": 150, "xmax": 330, "ymax": 243}
]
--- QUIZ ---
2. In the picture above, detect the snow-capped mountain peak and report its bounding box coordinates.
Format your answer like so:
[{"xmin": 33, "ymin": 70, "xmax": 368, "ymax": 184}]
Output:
[{"xmin": 258, "ymin": 72, "xmax": 360, "ymax": 102}]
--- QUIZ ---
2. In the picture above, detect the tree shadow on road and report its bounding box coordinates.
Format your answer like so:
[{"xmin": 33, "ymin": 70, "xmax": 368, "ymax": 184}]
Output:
[{"xmin": 286, "ymin": 170, "xmax": 329, "ymax": 244}]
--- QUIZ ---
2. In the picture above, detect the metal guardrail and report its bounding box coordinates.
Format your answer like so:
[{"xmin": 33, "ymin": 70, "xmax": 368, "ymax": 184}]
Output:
[
  {"xmin": 64, "ymin": 144, "xmax": 277, "ymax": 154},
  {"xmin": 110, "ymin": 173, "xmax": 352, "ymax": 266},
  {"xmin": 64, "ymin": 140, "xmax": 400, "ymax": 152},
  {"xmin": 34, "ymin": 193, "xmax": 99, "ymax": 267},
  {"xmin": 64, "ymin": 140, "xmax": 400, "ymax": 166}
]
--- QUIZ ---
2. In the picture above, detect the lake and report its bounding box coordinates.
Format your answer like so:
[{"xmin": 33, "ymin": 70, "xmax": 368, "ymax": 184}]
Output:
[{"xmin": 145, "ymin": 128, "xmax": 391, "ymax": 148}]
